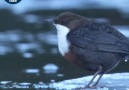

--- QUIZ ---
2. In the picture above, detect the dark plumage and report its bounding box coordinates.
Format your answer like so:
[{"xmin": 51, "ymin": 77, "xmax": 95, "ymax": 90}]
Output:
[{"xmin": 54, "ymin": 12, "xmax": 129, "ymax": 88}]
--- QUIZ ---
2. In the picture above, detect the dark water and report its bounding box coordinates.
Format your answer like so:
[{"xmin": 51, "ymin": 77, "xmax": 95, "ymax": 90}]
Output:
[{"xmin": 0, "ymin": 0, "xmax": 129, "ymax": 89}]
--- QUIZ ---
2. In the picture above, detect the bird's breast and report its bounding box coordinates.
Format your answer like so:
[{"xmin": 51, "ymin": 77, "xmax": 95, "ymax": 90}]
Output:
[
  {"xmin": 55, "ymin": 24, "xmax": 90, "ymax": 69},
  {"xmin": 55, "ymin": 24, "xmax": 70, "ymax": 56},
  {"xmin": 58, "ymin": 37, "xmax": 70, "ymax": 56}
]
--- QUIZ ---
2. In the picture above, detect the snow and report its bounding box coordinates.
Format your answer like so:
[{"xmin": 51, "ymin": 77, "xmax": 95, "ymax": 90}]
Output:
[
  {"xmin": 0, "ymin": 73, "xmax": 129, "ymax": 89},
  {"xmin": 24, "ymin": 69, "xmax": 39, "ymax": 74},
  {"xmin": 43, "ymin": 63, "xmax": 59, "ymax": 74},
  {"xmin": 51, "ymin": 73, "xmax": 129, "ymax": 90}
]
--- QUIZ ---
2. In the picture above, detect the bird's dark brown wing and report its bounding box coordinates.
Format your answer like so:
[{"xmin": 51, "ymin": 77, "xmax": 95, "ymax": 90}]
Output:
[{"xmin": 67, "ymin": 22, "xmax": 129, "ymax": 54}]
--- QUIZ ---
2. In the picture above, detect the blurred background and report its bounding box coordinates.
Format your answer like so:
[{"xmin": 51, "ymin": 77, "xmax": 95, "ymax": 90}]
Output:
[{"xmin": 0, "ymin": 0, "xmax": 129, "ymax": 87}]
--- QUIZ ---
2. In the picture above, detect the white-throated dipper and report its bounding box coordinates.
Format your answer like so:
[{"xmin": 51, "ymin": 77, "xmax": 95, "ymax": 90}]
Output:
[{"xmin": 53, "ymin": 12, "xmax": 129, "ymax": 88}]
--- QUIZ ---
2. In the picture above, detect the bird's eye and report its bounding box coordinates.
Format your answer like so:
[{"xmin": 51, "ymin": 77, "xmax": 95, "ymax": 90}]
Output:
[
  {"xmin": 62, "ymin": 20, "xmax": 68, "ymax": 25},
  {"xmin": 62, "ymin": 18, "xmax": 73, "ymax": 25}
]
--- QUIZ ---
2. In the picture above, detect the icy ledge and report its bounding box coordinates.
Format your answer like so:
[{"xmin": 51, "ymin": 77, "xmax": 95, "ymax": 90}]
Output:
[{"xmin": 50, "ymin": 73, "xmax": 129, "ymax": 90}]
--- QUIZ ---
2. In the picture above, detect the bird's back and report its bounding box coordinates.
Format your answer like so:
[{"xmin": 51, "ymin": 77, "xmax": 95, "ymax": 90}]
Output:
[{"xmin": 67, "ymin": 21, "xmax": 129, "ymax": 72}]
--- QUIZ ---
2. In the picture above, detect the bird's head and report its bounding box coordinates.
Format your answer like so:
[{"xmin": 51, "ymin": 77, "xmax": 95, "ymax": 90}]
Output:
[{"xmin": 54, "ymin": 12, "xmax": 87, "ymax": 30}]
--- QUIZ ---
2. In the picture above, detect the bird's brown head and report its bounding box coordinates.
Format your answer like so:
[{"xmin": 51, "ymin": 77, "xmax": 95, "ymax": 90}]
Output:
[{"xmin": 54, "ymin": 12, "xmax": 88, "ymax": 30}]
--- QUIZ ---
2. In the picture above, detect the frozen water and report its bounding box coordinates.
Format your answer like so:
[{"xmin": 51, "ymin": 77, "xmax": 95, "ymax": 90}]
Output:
[
  {"xmin": 37, "ymin": 33, "xmax": 57, "ymax": 45},
  {"xmin": 0, "ymin": 73, "xmax": 129, "ymax": 89},
  {"xmin": 43, "ymin": 63, "xmax": 59, "ymax": 74},
  {"xmin": 22, "ymin": 52, "xmax": 33, "ymax": 58},
  {"xmin": 0, "ymin": 81, "xmax": 12, "ymax": 84},
  {"xmin": 19, "ymin": 82, "xmax": 31, "ymax": 86},
  {"xmin": 24, "ymin": 69, "xmax": 39, "ymax": 74},
  {"xmin": 16, "ymin": 43, "xmax": 39, "ymax": 53},
  {"xmin": 57, "ymin": 74, "xmax": 64, "ymax": 77},
  {"xmin": 50, "ymin": 73, "xmax": 129, "ymax": 90},
  {"xmin": 0, "ymin": 45, "xmax": 12, "ymax": 55}
]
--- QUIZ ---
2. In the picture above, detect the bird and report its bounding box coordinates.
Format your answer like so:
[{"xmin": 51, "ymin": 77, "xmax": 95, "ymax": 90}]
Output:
[{"xmin": 53, "ymin": 12, "xmax": 129, "ymax": 88}]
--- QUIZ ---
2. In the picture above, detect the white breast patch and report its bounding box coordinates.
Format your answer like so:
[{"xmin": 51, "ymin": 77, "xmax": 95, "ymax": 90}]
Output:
[{"xmin": 54, "ymin": 24, "xmax": 70, "ymax": 56}]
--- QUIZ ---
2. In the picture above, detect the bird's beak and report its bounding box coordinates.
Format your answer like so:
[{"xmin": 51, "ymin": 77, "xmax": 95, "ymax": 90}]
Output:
[
  {"xmin": 43, "ymin": 18, "xmax": 57, "ymax": 26},
  {"xmin": 43, "ymin": 18, "xmax": 57, "ymax": 30},
  {"xmin": 43, "ymin": 18, "xmax": 54, "ymax": 24}
]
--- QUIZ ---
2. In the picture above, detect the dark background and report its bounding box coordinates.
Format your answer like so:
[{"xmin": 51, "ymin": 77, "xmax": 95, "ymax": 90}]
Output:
[{"xmin": 0, "ymin": 0, "xmax": 129, "ymax": 84}]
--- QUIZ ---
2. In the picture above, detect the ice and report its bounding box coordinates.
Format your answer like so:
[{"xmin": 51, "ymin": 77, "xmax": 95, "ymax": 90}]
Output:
[
  {"xmin": 0, "ymin": 45, "xmax": 12, "ymax": 55},
  {"xmin": 37, "ymin": 33, "xmax": 57, "ymax": 45},
  {"xmin": 0, "ymin": 73, "xmax": 129, "ymax": 89},
  {"xmin": 57, "ymin": 74, "xmax": 64, "ymax": 77},
  {"xmin": 50, "ymin": 80, "xmax": 55, "ymax": 83},
  {"xmin": 22, "ymin": 52, "xmax": 33, "ymax": 58},
  {"xmin": 24, "ymin": 69, "xmax": 39, "ymax": 74},
  {"xmin": 43, "ymin": 63, "xmax": 59, "ymax": 74},
  {"xmin": 0, "ymin": 81, "xmax": 12, "ymax": 84},
  {"xmin": 16, "ymin": 43, "xmax": 39, "ymax": 53},
  {"xmin": 19, "ymin": 82, "xmax": 31, "ymax": 86},
  {"xmin": 50, "ymin": 73, "xmax": 129, "ymax": 90}
]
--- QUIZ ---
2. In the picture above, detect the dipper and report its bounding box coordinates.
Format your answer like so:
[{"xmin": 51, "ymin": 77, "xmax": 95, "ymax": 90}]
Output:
[{"xmin": 53, "ymin": 12, "xmax": 129, "ymax": 88}]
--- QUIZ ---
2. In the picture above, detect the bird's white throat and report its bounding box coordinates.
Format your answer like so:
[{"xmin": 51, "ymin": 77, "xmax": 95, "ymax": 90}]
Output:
[{"xmin": 54, "ymin": 24, "xmax": 70, "ymax": 56}]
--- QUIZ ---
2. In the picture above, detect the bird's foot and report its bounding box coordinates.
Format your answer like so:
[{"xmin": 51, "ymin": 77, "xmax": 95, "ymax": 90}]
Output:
[
  {"xmin": 74, "ymin": 85, "xmax": 106, "ymax": 90},
  {"xmin": 85, "ymin": 85, "xmax": 97, "ymax": 89},
  {"xmin": 85, "ymin": 85, "xmax": 106, "ymax": 89},
  {"xmin": 74, "ymin": 86, "xmax": 97, "ymax": 90}
]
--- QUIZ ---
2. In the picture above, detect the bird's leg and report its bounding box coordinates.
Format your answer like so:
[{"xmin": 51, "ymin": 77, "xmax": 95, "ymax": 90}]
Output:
[
  {"xmin": 86, "ymin": 71, "xmax": 99, "ymax": 88},
  {"xmin": 92, "ymin": 73, "xmax": 103, "ymax": 87},
  {"xmin": 85, "ymin": 65, "xmax": 103, "ymax": 88}
]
